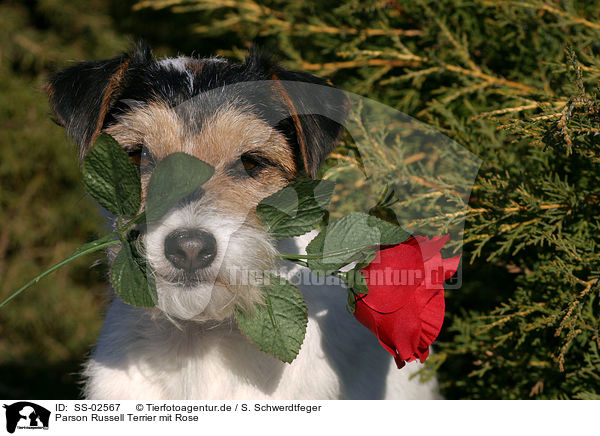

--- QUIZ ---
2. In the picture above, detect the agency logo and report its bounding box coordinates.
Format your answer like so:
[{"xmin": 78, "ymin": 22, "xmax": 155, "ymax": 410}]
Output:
[{"xmin": 3, "ymin": 402, "xmax": 50, "ymax": 434}]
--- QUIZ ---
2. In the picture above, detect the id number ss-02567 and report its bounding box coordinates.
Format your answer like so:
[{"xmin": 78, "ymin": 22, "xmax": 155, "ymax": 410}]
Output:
[{"xmin": 74, "ymin": 404, "xmax": 121, "ymax": 412}]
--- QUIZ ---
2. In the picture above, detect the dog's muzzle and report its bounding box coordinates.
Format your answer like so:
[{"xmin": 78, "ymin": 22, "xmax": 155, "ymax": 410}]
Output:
[{"xmin": 164, "ymin": 229, "xmax": 217, "ymax": 273}]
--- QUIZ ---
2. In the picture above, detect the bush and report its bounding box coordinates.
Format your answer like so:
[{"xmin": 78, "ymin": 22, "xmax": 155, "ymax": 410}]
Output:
[{"xmin": 127, "ymin": 0, "xmax": 600, "ymax": 399}]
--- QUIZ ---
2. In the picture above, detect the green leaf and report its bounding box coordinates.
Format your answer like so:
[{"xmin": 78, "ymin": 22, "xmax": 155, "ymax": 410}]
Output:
[
  {"xmin": 82, "ymin": 133, "xmax": 141, "ymax": 217},
  {"xmin": 345, "ymin": 268, "xmax": 369, "ymax": 295},
  {"xmin": 110, "ymin": 239, "xmax": 157, "ymax": 307},
  {"xmin": 146, "ymin": 153, "xmax": 214, "ymax": 221},
  {"xmin": 345, "ymin": 255, "xmax": 376, "ymax": 295},
  {"xmin": 306, "ymin": 212, "xmax": 410, "ymax": 274},
  {"xmin": 346, "ymin": 290, "xmax": 357, "ymax": 314},
  {"xmin": 235, "ymin": 275, "xmax": 308, "ymax": 363},
  {"xmin": 257, "ymin": 178, "xmax": 334, "ymax": 238}
]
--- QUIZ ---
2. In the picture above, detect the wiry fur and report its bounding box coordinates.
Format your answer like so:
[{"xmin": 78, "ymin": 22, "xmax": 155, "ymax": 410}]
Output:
[
  {"xmin": 145, "ymin": 202, "xmax": 275, "ymax": 321},
  {"xmin": 47, "ymin": 44, "xmax": 442, "ymax": 399}
]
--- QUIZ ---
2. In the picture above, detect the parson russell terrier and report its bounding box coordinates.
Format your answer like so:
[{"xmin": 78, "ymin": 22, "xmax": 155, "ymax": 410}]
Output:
[{"xmin": 46, "ymin": 43, "xmax": 440, "ymax": 399}]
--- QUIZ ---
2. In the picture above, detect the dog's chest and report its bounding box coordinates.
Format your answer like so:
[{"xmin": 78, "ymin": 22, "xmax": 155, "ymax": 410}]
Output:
[
  {"xmin": 168, "ymin": 322, "xmax": 340, "ymax": 399},
  {"xmin": 85, "ymin": 299, "xmax": 341, "ymax": 399}
]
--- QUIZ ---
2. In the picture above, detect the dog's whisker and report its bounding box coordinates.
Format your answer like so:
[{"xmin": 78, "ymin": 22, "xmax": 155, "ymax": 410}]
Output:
[
  {"xmin": 215, "ymin": 279, "xmax": 239, "ymax": 312},
  {"xmin": 216, "ymin": 276, "xmax": 236, "ymax": 296}
]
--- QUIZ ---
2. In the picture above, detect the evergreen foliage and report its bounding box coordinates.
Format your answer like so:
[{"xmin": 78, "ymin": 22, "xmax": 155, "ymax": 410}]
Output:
[{"xmin": 127, "ymin": 0, "xmax": 600, "ymax": 399}]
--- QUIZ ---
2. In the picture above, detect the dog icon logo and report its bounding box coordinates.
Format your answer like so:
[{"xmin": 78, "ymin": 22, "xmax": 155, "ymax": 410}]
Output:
[{"xmin": 3, "ymin": 402, "xmax": 50, "ymax": 433}]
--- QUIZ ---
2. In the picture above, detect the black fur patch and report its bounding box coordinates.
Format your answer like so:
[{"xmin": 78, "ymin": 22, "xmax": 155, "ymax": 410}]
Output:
[
  {"xmin": 47, "ymin": 43, "xmax": 349, "ymax": 176},
  {"xmin": 46, "ymin": 42, "xmax": 152, "ymax": 158}
]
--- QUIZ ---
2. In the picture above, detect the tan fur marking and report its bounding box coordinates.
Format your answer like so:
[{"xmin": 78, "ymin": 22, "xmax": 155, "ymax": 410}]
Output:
[
  {"xmin": 105, "ymin": 102, "xmax": 296, "ymax": 219},
  {"xmin": 89, "ymin": 56, "xmax": 132, "ymax": 152},
  {"xmin": 44, "ymin": 83, "xmax": 65, "ymax": 126},
  {"xmin": 105, "ymin": 102, "xmax": 185, "ymax": 156},
  {"xmin": 271, "ymin": 73, "xmax": 310, "ymax": 175}
]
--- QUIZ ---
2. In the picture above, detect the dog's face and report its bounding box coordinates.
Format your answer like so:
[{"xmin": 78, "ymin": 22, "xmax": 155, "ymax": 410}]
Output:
[
  {"xmin": 106, "ymin": 99, "xmax": 294, "ymax": 321},
  {"xmin": 46, "ymin": 44, "xmax": 347, "ymax": 322}
]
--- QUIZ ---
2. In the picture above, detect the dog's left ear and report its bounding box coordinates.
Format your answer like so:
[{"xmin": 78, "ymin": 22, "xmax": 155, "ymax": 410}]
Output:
[
  {"xmin": 246, "ymin": 51, "xmax": 350, "ymax": 178},
  {"xmin": 45, "ymin": 43, "xmax": 152, "ymax": 158}
]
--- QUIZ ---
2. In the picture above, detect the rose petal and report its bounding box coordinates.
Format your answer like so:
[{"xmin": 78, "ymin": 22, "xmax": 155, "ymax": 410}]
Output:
[
  {"xmin": 354, "ymin": 297, "xmax": 401, "ymax": 361},
  {"xmin": 381, "ymin": 300, "xmax": 421, "ymax": 363},
  {"xmin": 423, "ymin": 252, "xmax": 445, "ymax": 289},
  {"xmin": 443, "ymin": 255, "xmax": 461, "ymax": 281},
  {"xmin": 406, "ymin": 235, "xmax": 450, "ymax": 262},
  {"xmin": 353, "ymin": 235, "xmax": 455, "ymax": 369},
  {"xmin": 355, "ymin": 296, "xmax": 421, "ymax": 366},
  {"xmin": 359, "ymin": 243, "xmax": 424, "ymax": 313},
  {"xmin": 417, "ymin": 347, "xmax": 430, "ymax": 363},
  {"xmin": 415, "ymin": 287, "xmax": 445, "ymax": 359}
]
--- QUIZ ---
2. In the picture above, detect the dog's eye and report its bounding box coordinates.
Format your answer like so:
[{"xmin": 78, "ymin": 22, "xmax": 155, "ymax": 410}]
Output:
[
  {"xmin": 127, "ymin": 145, "xmax": 155, "ymax": 172},
  {"xmin": 235, "ymin": 153, "xmax": 268, "ymax": 177},
  {"xmin": 242, "ymin": 155, "xmax": 258, "ymax": 172},
  {"xmin": 127, "ymin": 148, "xmax": 142, "ymax": 167}
]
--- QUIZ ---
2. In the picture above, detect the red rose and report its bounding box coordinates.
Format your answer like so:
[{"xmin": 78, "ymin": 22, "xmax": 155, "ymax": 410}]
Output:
[{"xmin": 353, "ymin": 235, "xmax": 460, "ymax": 369}]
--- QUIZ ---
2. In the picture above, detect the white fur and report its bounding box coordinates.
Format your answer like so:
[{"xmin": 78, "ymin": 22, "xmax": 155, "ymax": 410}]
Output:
[
  {"xmin": 143, "ymin": 199, "xmax": 272, "ymax": 321},
  {"xmin": 159, "ymin": 57, "xmax": 195, "ymax": 93},
  {"xmin": 84, "ymin": 229, "xmax": 441, "ymax": 400},
  {"xmin": 158, "ymin": 56, "xmax": 227, "ymax": 95}
]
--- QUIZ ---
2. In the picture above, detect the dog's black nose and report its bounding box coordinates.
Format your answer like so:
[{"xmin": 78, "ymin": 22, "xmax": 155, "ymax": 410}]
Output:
[{"xmin": 164, "ymin": 230, "xmax": 217, "ymax": 272}]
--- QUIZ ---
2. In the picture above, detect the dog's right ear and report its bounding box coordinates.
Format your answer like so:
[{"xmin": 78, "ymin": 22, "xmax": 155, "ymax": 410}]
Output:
[
  {"xmin": 46, "ymin": 43, "xmax": 152, "ymax": 158},
  {"xmin": 244, "ymin": 49, "xmax": 350, "ymax": 178}
]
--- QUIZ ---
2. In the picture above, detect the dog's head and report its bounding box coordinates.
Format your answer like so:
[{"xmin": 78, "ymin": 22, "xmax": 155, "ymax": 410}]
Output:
[{"xmin": 46, "ymin": 43, "xmax": 347, "ymax": 321}]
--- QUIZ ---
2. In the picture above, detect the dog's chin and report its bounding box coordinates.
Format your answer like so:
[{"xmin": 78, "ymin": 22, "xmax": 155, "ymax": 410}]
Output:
[
  {"xmin": 155, "ymin": 278, "xmax": 270, "ymax": 323},
  {"xmin": 155, "ymin": 279, "xmax": 232, "ymax": 322}
]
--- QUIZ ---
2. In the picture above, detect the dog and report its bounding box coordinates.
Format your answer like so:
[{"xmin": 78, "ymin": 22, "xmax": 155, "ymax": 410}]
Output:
[{"xmin": 46, "ymin": 43, "xmax": 441, "ymax": 399}]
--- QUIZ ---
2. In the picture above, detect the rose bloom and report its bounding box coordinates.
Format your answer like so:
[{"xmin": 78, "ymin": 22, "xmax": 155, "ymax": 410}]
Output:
[{"xmin": 354, "ymin": 235, "xmax": 460, "ymax": 368}]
